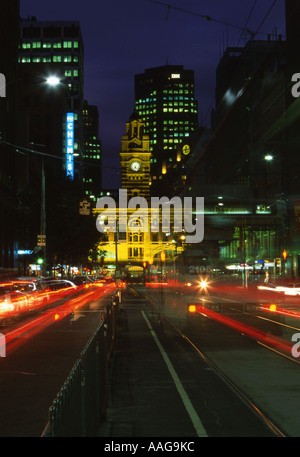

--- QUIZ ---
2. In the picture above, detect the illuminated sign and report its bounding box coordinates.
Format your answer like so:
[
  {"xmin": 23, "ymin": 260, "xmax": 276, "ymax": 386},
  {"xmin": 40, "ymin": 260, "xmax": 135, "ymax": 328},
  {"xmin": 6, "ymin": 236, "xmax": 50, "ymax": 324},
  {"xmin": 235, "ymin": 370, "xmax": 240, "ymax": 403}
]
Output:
[
  {"xmin": 198, "ymin": 207, "xmax": 251, "ymax": 215},
  {"xmin": 66, "ymin": 113, "xmax": 75, "ymax": 180},
  {"xmin": 256, "ymin": 205, "xmax": 271, "ymax": 214},
  {"xmin": 182, "ymin": 145, "xmax": 190, "ymax": 155},
  {"xmin": 171, "ymin": 74, "xmax": 180, "ymax": 79}
]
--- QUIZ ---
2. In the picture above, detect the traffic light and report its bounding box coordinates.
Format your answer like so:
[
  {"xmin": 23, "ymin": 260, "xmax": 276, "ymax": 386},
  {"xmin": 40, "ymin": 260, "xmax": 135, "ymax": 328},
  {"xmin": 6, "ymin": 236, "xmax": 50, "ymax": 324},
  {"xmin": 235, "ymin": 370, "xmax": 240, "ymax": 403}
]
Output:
[{"xmin": 37, "ymin": 258, "xmax": 44, "ymax": 265}]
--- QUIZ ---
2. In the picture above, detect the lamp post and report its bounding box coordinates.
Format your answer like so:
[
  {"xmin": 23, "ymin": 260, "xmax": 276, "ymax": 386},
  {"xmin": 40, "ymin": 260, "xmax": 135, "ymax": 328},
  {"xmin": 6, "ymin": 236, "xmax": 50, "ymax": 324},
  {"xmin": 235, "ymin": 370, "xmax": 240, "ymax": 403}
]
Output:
[
  {"xmin": 160, "ymin": 250, "xmax": 165, "ymax": 315},
  {"xmin": 115, "ymin": 216, "xmax": 119, "ymax": 282},
  {"xmin": 34, "ymin": 75, "xmax": 63, "ymax": 277},
  {"xmin": 29, "ymin": 141, "xmax": 46, "ymax": 277},
  {"xmin": 40, "ymin": 157, "xmax": 46, "ymax": 276}
]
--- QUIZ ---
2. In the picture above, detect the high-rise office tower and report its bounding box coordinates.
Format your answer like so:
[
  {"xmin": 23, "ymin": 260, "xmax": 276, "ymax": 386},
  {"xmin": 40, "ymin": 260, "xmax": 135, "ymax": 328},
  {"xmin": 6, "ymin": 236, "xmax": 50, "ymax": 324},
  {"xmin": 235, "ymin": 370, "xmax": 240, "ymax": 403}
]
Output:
[
  {"xmin": 19, "ymin": 17, "xmax": 84, "ymax": 179},
  {"xmin": 0, "ymin": 0, "xmax": 20, "ymax": 185},
  {"xmin": 82, "ymin": 100, "xmax": 102, "ymax": 202},
  {"xmin": 0, "ymin": 0, "xmax": 20, "ymax": 269},
  {"xmin": 134, "ymin": 65, "xmax": 198, "ymax": 195}
]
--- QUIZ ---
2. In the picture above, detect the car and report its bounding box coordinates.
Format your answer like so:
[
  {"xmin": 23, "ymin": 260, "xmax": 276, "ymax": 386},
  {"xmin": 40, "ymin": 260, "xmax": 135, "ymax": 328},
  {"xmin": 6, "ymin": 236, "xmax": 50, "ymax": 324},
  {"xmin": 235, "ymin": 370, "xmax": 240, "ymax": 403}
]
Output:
[
  {"xmin": 99, "ymin": 276, "xmax": 115, "ymax": 284},
  {"xmin": 258, "ymin": 282, "xmax": 300, "ymax": 296},
  {"xmin": 0, "ymin": 284, "xmax": 29, "ymax": 320},
  {"xmin": 72, "ymin": 276, "xmax": 95, "ymax": 286},
  {"xmin": 24, "ymin": 279, "xmax": 77, "ymax": 302},
  {"xmin": 13, "ymin": 280, "xmax": 50, "ymax": 308},
  {"xmin": 45, "ymin": 279, "xmax": 77, "ymax": 292},
  {"xmin": 275, "ymin": 283, "xmax": 300, "ymax": 296}
]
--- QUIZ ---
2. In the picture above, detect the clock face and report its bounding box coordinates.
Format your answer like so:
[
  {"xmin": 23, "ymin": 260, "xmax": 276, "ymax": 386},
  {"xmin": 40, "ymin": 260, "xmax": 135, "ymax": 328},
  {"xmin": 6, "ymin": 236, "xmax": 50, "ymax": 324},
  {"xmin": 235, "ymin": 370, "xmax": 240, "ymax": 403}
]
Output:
[
  {"xmin": 130, "ymin": 160, "xmax": 141, "ymax": 171},
  {"xmin": 182, "ymin": 144, "xmax": 190, "ymax": 156}
]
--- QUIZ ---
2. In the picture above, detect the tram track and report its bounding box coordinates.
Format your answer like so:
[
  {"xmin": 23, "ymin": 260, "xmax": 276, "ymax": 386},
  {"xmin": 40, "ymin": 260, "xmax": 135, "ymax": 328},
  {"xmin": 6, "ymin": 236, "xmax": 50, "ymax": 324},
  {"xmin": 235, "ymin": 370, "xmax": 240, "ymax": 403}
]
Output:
[
  {"xmin": 172, "ymin": 323, "xmax": 287, "ymax": 437},
  {"xmin": 136, "ymin": 286, "xmax": 296, "ymax": 437},
  {"xmin": 190, "ymin": 301, "xmax": 300, "ymax": 365}
]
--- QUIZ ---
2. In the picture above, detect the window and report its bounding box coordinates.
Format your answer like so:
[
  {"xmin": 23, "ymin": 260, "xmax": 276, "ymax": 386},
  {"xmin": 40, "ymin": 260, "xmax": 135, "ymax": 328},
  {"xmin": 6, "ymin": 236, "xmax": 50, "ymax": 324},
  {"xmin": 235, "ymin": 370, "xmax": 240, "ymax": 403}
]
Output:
[
  {"xmin": 129, "ymin": 233, "xmax": 144, "ymax": 243},
  {"xmin": 128, "ymin": 247, "xmax": 144, "ymax": 258}
]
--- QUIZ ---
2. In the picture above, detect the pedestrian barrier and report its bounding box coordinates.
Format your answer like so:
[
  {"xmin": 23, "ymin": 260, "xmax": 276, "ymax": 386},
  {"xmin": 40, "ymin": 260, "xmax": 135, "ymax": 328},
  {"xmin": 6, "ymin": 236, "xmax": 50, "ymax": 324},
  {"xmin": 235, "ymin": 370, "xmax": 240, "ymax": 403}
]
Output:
[{"xmin": 42, "ymin": 299, "xmax": 119, "ymax": 437}]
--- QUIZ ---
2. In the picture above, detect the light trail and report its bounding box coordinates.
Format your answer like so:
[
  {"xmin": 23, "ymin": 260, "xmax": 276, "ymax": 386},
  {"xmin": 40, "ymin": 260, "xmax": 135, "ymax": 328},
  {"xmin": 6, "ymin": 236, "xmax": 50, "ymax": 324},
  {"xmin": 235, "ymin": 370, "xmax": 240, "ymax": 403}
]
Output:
[
  {"xmin": 2, "ymin": 284, "xmax": 115, "ymax": 356},
  {"xmin": 188, "ymin": 304, "xmax": 295, "ymax": 359}
]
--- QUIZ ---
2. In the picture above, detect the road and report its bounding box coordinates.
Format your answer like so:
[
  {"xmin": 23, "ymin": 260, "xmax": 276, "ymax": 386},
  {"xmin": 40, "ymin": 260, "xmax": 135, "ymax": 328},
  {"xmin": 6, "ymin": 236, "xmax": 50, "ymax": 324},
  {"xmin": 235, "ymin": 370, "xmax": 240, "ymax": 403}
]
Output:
[
  {"xmin": 0, "ymin": 283, "xmax": 116, "ymax": 437},
  {"xmin": 1, "ymin": 276, "xmax": 300, "ymax": 437},
  {"xmin": 102, "ymin": 286, "xmax": 279, "ymax": 438},
  {"xmin": 137, "ymin": 278, "xmax": 300, "ymax": 436}
]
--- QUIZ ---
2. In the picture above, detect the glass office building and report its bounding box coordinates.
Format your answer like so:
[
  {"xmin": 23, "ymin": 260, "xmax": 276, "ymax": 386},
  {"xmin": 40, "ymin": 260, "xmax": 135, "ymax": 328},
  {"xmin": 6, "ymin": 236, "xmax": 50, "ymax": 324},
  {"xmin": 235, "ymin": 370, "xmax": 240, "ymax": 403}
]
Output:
[
  {"xmin": 134, "ymin": 65, "xmax": 198, "ymax": 194},
  {"xmin": 82, "ymin": 100, "xmax": 102, "ymax": 201},
  {"xmin": 19, "ymin": 18, "xmax": 84, "ymax": 165}
]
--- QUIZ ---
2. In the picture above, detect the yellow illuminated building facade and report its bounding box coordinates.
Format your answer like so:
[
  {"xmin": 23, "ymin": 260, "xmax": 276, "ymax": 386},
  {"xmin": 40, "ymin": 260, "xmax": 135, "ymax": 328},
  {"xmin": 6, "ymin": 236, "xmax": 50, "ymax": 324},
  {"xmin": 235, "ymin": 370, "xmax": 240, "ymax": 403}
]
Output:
[{"xmin": 94, "ymin": 112, "xmax": 183, "ymax": 278}]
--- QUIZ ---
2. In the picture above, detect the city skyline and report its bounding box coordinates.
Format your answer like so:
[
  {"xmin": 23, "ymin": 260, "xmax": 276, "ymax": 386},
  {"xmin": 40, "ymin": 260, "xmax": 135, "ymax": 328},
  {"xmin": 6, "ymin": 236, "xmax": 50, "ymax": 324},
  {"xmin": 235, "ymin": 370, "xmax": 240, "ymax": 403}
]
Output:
[{"xmin": 20, "ymin": 0, "xmax": 286, "ymax": 187}]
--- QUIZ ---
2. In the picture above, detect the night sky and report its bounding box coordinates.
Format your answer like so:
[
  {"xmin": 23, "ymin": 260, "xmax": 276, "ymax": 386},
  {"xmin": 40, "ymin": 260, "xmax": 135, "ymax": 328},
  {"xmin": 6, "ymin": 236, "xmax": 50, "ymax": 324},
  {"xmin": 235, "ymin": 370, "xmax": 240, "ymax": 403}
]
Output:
[{"xmin": 20, "ymin": 0, "xmax": 287, "ymax": 188}]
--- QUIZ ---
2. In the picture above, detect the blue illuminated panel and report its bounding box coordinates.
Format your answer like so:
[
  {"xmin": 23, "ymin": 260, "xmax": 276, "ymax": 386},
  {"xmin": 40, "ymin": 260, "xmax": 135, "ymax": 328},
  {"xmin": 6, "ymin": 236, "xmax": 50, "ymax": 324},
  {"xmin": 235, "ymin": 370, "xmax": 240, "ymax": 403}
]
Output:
[{"xmin": 66, "ymin": 112, "xmax": 75, "ymax": 180}]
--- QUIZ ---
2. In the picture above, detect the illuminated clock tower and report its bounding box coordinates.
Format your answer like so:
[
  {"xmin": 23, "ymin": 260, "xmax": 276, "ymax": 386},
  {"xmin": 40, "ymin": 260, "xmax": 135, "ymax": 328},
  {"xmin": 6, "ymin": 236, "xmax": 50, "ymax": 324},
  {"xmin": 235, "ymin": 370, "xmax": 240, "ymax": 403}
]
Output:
[{"xmin": 120, "ymin": 111, "xmax": 152, "ymax": 201}]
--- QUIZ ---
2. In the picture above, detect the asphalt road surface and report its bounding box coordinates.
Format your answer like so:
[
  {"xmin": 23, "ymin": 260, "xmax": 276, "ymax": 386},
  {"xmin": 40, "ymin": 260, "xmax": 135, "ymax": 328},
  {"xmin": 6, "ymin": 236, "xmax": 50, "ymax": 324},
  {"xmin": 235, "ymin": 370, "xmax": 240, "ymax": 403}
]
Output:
[{"xmin": 0, "ymin": 285, "xmax": 115, "ymax": 437}]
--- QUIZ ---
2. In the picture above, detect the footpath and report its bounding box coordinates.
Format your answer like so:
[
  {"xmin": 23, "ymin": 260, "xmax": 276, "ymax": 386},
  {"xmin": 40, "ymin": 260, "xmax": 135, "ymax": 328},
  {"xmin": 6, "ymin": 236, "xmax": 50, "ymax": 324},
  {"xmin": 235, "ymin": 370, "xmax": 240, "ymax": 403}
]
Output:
[{"xmin": 98, "ymin": 292, "xmax": 202, "ymax": 437}]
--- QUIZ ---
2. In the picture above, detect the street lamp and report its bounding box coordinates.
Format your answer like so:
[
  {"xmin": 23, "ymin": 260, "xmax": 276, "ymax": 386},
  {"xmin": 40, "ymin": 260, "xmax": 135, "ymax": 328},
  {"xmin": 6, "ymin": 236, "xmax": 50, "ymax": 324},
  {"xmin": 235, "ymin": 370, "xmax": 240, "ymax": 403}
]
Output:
[
  {"xmin": 264, "ymin": 154, "xmax": 274, "ymax": 161},
  {"xmin": 45, "ymin": 75, "xmax": 61, "ymax": 87}
]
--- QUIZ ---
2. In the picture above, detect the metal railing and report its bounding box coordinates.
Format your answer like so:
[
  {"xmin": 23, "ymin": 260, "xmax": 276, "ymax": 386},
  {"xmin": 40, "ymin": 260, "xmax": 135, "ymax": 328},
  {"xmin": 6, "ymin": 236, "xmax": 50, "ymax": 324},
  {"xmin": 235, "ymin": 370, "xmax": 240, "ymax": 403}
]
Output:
[{"xmin": 42, "ymin": 299, "xmax": 119, "ymax": 437}]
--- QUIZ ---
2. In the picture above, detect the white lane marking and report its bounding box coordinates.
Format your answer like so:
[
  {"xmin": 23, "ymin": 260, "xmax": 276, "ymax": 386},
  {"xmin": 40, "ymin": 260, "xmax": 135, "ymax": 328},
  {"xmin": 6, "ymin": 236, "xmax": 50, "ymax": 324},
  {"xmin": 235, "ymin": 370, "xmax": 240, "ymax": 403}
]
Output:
[{"xmin": 141, "ymin": 310, "xmax": 208, "ymax": 437}]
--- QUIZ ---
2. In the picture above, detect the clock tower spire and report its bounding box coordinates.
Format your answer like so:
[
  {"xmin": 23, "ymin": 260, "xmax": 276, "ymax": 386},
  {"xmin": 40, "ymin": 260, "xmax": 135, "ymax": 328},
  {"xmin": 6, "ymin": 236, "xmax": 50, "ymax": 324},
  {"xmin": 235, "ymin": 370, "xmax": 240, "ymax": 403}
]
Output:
[{"xmin": 120, "ymin": 111, "xmax": 152, "ymax": 201}]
